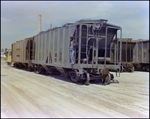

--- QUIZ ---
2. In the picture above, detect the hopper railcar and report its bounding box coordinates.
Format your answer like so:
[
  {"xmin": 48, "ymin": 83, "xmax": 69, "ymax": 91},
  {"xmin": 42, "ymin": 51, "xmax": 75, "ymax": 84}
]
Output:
[
  {"xmin": 31, "ymin": 19, "xmax": 122, "ymax": 84},
  {"xmin": 12, "ymin": 19, "xmax": 123, "ymax": 85}
]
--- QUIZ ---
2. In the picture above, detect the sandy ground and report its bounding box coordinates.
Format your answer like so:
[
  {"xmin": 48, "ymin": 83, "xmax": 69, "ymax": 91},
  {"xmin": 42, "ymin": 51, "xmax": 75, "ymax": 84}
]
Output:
[{"xmin": 1, "ymin": 59, "xmax": 149, "ymax": 118}]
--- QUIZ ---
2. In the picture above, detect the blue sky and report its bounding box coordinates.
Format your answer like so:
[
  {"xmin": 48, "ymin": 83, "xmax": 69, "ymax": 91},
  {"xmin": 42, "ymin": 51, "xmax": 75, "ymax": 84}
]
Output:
[{"xmin": 1, "ymin": 1, "xmax": 149, "ymax": 50}]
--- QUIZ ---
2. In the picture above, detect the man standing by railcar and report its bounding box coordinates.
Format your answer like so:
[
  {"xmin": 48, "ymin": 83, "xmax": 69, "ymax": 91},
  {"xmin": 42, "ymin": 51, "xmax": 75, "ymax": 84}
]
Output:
[{"xmin": 70, "ymin": 35, "xmax": 75, "ymax": 64}]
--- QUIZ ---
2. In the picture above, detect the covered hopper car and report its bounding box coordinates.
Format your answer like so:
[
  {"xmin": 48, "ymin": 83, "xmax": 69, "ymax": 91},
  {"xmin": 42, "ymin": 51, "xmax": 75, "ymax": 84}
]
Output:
[{"xmin": 11, "ymin": 19, "xmax": 123, "ymax": 85}]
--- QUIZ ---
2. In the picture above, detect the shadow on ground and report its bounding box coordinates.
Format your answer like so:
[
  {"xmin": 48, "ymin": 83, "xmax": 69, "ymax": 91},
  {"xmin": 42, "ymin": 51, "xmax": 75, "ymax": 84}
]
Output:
[
  {"xmin": 12, "ymin": 66, "xmax": 120, "ymax": 86},
  {"xmin": 40, "ymin": 73, "xmax": 120, "ymax": 86}
]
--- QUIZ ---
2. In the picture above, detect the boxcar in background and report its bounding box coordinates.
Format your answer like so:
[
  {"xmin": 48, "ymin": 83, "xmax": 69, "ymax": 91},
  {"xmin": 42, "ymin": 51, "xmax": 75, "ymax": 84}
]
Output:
[
  {"xmin": 110, "ymin": 38, "xmax": 136, "ymax": 72},
  {"xmin": 110, "ymin": 38, "xmax": 149, "ymax": 72},
  {"xmin": 12, "ymin": 37, "xmax": 33, "ymax": 70},
  {"xmin": 133, "ymin": 39, "xmax": 149, "ymax": 71}
]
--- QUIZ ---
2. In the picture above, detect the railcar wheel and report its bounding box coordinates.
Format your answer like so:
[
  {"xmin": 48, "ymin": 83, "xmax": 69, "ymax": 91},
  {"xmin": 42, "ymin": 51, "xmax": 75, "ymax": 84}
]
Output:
[
  {"xmin": 16, "ymin": 64, "xmax": 19, "ymax": 68},
  {"xmin": 145, "ymin": 66, "xmax": 149, "ymax": 72},
  {"xmin": 28, "ymin": 66, "xmax": 32, "ymax": 71},
  {"xmin": 142, "ymin": 66, "xmax": 146, "ymax": 71},
  {"xmin": 131, "ymin": 67, "xmax": 134, "ymax": 72},
  {"xmin": 76, "ymin": 73, "xmax": 87, "ymax": 84},
  {"xmin": 110, "ymin": 73, "xmax": 114, "ymax": 80},
  {"xmin": 34, "ymin": 67, "xmax": 37, "ymax": 73},
  {"xmin": 48, "ymin": 69, "xmax": 53, "ymax": 75},
  {"xmin": 35, "ymin": 70, "xmax": 39, "ymax": 74},
  {"xmin": 68, "ymin": 71, "xmax": 80, "ymax": 83},
  {"xmin": 34, "ymin": 66, "xmax": 42, "ymax": 74},
  {"xmin": 37, "ymin": 67, "xmax": 42, "ymax": 74},
  {"xmin": 120, "ymin": 66, "xmax": 123, "ymax": 73},
  {"xmin": 84, "ymin": 73, "xmax": 90, "ymax": 85}
]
